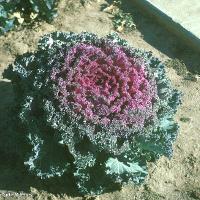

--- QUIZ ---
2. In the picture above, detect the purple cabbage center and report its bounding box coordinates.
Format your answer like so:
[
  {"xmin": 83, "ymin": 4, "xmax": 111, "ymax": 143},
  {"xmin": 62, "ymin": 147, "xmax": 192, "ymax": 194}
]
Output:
[{"xmin": 51, "ymin": 43, "xmax": 157, "ymax": 126}]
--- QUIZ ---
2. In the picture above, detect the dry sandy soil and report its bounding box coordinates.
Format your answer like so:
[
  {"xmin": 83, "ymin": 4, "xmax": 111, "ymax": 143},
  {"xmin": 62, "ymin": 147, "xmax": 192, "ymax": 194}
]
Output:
[{"xmin": 0, "ymin": 0, "xmax": 200, "ymax": 199}]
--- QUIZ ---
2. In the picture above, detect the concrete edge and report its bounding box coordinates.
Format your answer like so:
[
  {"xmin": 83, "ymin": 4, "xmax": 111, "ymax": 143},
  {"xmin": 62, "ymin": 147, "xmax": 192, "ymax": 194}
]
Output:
[{"xmin": 131, "ymin": 0, "xmax": 200, "ymax": 53}]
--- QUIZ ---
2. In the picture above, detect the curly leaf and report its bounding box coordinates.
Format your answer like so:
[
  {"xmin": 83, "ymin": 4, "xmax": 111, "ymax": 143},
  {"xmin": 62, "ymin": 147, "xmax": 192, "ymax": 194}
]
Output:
[{"xmin": 106, "ymin": 157, "xmax": 147, "ymax": 175}]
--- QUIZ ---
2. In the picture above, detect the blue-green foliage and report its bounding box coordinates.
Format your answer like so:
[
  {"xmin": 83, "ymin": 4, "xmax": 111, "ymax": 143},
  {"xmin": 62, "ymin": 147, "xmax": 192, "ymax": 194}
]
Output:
[
  {"xmin": 3, "ymin": 32, "xmax": 181, "ymax": 195},
  {"xmin": 0, "ymin": 0, "xmax": 58, "ymax": 35},
  {"xmin": 25, "ymin": 0, "xmax": 58, "ymax": 21},
  {"xmin": 0, "ymin": 1, "xmax": 18, "ymax": 35}
]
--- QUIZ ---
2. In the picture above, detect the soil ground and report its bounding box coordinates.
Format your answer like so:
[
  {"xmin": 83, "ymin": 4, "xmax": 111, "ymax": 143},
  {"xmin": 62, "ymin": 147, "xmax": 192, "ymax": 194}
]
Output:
[{"xmin": 0, "ymin": 0, "xmax": 200, "ymax": 199}]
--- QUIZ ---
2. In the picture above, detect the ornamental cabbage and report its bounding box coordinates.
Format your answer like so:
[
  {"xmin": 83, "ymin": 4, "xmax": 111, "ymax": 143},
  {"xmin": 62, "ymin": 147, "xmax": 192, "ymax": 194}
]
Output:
[{"xmin": 3, "ymin": 32, "xmax": 181, "ymax": 195}]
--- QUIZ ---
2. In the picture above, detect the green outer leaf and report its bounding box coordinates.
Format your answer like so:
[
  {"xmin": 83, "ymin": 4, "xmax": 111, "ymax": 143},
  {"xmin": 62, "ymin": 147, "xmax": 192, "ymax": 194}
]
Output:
[
  {"xmin": 106, "ymin": 157, "xmax": 147, "ymax": 175},
  {"xmin": 0, "ymin": 0, "xmax": 58, "ymax": 36},
  {"xmin": 29, "ymin": 0, "xmax": 58, "ymax": 21},
  {"xmin": 0, "ymin": 5, "xmax": 8, "ymax": 18}
]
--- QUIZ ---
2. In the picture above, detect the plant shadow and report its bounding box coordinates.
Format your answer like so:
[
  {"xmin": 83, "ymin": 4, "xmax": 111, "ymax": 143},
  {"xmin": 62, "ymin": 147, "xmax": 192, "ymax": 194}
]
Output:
[{"xmin": 0, "ymin": 81, "xmax": 79, "ymax": 197}]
